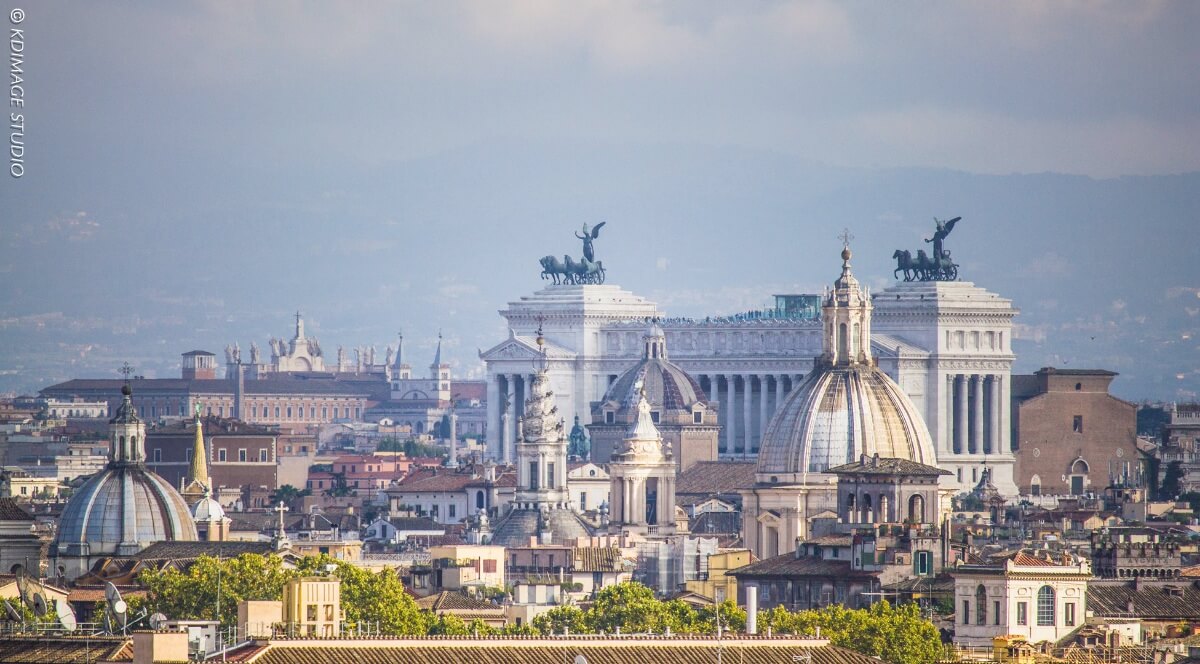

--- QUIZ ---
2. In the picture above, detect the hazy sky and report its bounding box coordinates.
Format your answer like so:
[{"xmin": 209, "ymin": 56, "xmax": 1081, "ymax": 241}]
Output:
[
  {"xmin": 14, "ymin": 1, "xmax": 1200, "ymax": 177},
  {"xmin": 2, "ymin": 2, "xmax": 1198, "ymax": 400}
]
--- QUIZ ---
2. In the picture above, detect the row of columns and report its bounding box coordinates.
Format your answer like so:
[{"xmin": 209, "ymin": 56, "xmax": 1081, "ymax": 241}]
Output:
[
  {"xmin": 948, "ymin": 374, "xmax": 1004, "ymax": 456},
  {"xmin": 610, "ymin": 475, "xmax": 676, "ymax": 528},
  {"xmin": 491, "ymin": 373, "xmax": 536, "ymax": 463},
  {"xmin": 700, "ymin": 373, "xmax": 804, "ymax": 457}
]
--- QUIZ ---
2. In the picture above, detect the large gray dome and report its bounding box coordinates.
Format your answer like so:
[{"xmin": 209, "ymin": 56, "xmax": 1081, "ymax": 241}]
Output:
[
  {"xmin": 755, "ymin": 244, "xmax": 937, "ymax": 484},
  {"xmin": 53, "ymin": 382, "xmax": 197, "ymax": 562},
  {"xmin": 756, "ymin": 366, "xmax": 936, "ymax": 481},
  {"xmin": 54, "ymin": 466, "xmax": 198, "ymax": 557}
]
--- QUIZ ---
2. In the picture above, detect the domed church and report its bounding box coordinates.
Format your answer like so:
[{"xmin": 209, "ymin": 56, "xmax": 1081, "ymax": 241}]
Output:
[
  {"xmin": 741, "ymin": 240, "xmax": 940, "ymax": 558},
  {"xmin": 53, "ymin": 381, "xmax": 198, "ymax": 580},
  {"xmin": 588, "ymin": 323, "xmax": 719, "ymax": 472}
]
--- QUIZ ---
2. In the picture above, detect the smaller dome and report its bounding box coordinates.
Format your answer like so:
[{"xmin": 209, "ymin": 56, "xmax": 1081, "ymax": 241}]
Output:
[
  {"xmin": 597, "ymin": 324, "xmax": 706, "ymax": 414},
  {"xmin": 193, "ymin": 491, "xmax": 226, "ymax": 523}
]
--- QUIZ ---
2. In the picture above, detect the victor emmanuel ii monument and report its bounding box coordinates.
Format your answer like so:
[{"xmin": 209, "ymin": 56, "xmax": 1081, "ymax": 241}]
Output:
[{"xmin": 480, "ymin": 220, "xmax": 1018, "ymax": 496}]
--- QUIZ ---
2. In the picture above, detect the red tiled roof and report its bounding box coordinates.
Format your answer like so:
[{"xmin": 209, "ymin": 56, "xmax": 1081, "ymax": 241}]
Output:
[{"xmin": 1009, "ymin": 552, "xmax": 1056, "ymax": 567}]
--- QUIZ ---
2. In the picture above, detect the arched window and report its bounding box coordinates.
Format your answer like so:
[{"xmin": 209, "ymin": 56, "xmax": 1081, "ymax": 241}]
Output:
[
  {"xmin": 861, "ymin": 494, "xmax": 873, "ymax": 523},
  {"xmin": 1030, "ymin": 475, "xmax": 1042, "ymax": 496},
  {"xmin": 838, "ymin": 323, "xmax": 849, "ymax": 360},
  {"xmin": 908, "ymin": 494, "xmax": 925, "ymax": 523},
  {"xmin": 1037, "ymin": 585, "xmax": 1055, "ymax": 626},
  {"xmin": 976, "ymin": 585, "xmax": 987, "ymax": 625},
  {"xmin": 852, "ymin": 322, "xmax": 861, "ymax": 356},
  {"xmin": 476, "ymin": 490, "xmax": 485, "ymax": 510}
]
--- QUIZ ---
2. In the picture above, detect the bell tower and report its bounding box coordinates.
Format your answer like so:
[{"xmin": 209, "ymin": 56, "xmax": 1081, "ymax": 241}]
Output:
[{"xmin": 821, "ymin": 230, "xmax": 873, "ymax": 368}]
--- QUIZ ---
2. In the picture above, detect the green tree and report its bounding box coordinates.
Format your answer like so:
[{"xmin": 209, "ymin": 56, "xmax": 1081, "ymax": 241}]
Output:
[
  {"xmin": 1161, "ymin": 461, "xmax": 1184, "ymax": 499},
  {"xmin": 296, "ymin": 555, "xmax": 426, "ymax": 635},
  {"xmin": 586, "ymin": 582, "xmax": 701, "ymax": 634},
  {"xmin": 140, "ymin": 553, "xmax": 293, "ymax": 628},
  {"xmin": 427, "ymin": 614, "xmax": 470, "ymax": 635},
  {"xmin": 697, "ymin": 599, "xmax": 747, "ymax": 634},
  {"xmin": 756, "ymin": 602, "xmax": 942, "ymax": 664},
  {"xmin": 532, "ymin": 605, "xmax": 588, "ymax": 635},
  {"xmin": 271, "ymin": 484, "xmax": 311, "ymax": 509}
]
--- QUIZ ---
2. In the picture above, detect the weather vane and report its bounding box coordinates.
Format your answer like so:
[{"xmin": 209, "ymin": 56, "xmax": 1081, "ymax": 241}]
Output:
[{"xmin": 838, "ymin": 228, "xmax": 854, "ymax": 248}]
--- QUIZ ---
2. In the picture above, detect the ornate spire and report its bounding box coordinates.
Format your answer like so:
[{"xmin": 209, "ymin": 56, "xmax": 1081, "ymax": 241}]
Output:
[
  {"xmin": 187, "ymin": 404, "xmax": 209, "ymax": 491},
  {"xmin": 393, "ymin": 330, "xmax": 405, "ymax": 369},
  {"xmin": 108, "ymin": 366, "xmax": 146, "ymax": 465}
]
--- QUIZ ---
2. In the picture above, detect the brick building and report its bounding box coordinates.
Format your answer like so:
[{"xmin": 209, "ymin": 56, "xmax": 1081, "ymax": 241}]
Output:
[
  {"xmin": 1011, "ymin": 368, "xmax": 1140, "ymax": 496},
  {"xmin": 146, "ymin": 417, "xmax": 280, "ymax": 508}
]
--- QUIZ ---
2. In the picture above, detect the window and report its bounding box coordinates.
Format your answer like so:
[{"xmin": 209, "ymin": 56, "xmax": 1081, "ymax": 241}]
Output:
[
  {"xmin": 310, "ymin": 407, "xmax": 316, "ymax": 419},
  {"xmin": 693, "ymin": 411, "xmax": 703, "ymax": 424},
  {"xmin": 547, "ymin": 462, "xmax": 555, "ymax": 489},
  {"xmin": 252, "ymin": 406, "xmax": 258, "ymax": 418},
  {"xmin": 449, "ymin": 504, "xmax": 456, "ymax": 518},
  {"xmin": 287, "ymin": 406, "xmax": 293, "ymax": 419},
  {"xmin": 274, "ymin": 406, "xmax": 281, "ymax": 418},
  {"xmin": 650, "ymin": 411, "xmax": 660, "ymax": 424},
  {"xmin": 962, "ymin": 600, "xmax": 970, "ymax": 625},
  {"xmin": 605, "ymin": 411, "xmax": 615, "ymax": 424},
  {"xmin": 306, "ymin": 605, "xmax": 318, "ymax": 621},
  {"xmin": 483, "ymin": 559, "xmax": 497, "ymax": 573},
  {"xmin": 976, "ymin": 585, "xmax": 987, "ymax": 625},
  {"xmin": 186, "ymin": 449, "xmax": 193, "ymax": 462},
  {"xmin": 1017, "ymin": 602, "xmax": 1028, "ymax": 626},
  {"xmin": 153, "ymin": 448, "xmax": 162, "ymax": 462},
  {"xmin": 259, "ymin": 449, "xmax": 269, "ymax": 462},
  {"xmin": 994, "ymin": 601, "xmax": 1000, "ymax": 625},
  {"xmin": 322, "ymin": 407, "xmax": 328, "ymax": 419},
  {"xmin": 1073, "ymin": 415, "xmax": 1083, "ymax": 433},
  {"xmin": 218, "ymin": 449, "xmax": 227, "ymax": 462},
  {"xmin": 580, "ymin": 492, "xmax": 588, "ymax": 510},
  {"xmin": 238, "ymin": 449, "xmax": 247, "ymax": 462},
  {"xmin": 1065, "ymin": 602, "xmax": 1076, "ymax": 626},
  {"xmin": 1037, "ymin": 586, "xmax": 1055, "ymax": 626},
  {"xmin": 914, "ymin": 551, "xmax": 932, "ymax": 576}
]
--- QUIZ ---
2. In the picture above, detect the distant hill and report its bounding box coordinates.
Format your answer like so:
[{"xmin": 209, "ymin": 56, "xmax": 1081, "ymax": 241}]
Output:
[{"xmin": 2, "ymin": 140, "xmax": 1197, "ymax": 401}]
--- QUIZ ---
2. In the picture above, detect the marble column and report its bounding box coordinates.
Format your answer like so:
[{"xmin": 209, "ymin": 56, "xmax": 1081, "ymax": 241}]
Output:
[
  {"xmin": 990, "ymin": 375, "xmax": 1003, "ymax": 457},
  {"xmin": 954, "ymin": 374, "xmax": 967, "ymax": 455},
  {"xmin": 726, "ymin": 375, "xmax": 738, "ymax": 457},
  {"xmin": 508, "ymin": 375, "xmax": 519, "ymax": 458},
  {"xmin": 971, "ymin": 374, "xmax": 984, "ymax": 455},
  {"xmin": 774, "ymin": 374, "xmax": 784, "ymax": 413},
  {"xmin": 758, "ymin": 375, "xmax": 770, "ymax": 450},
  {"xmin": 710, "ymin": 376, "xmax": 723, "ymax": 453},
  {"xmin": 487, "ymin": 377, "xmax": 500, "ymax": 459},
  {"xmin": 739, "ymin": 374, "xmax": 748, "ymax": 453}
]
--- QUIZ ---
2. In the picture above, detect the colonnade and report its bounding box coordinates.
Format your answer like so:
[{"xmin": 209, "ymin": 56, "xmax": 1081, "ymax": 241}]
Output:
[
  {"xmin": 699, "ymin": 373, "xmax": 805, "ymax": 457},
  {"xmin": 946, "ymin": 374, "xmax": 1005, "ymax": 456}
]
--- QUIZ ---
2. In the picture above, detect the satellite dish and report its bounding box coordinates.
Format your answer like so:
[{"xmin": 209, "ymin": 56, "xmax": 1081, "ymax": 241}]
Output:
[
  {"xmin": 149, "ymin": 612, "xmax": 168, "ymax": 630},
  {"xmin": 15, "ymin": 573, "xmax": 31, "ymax": 609},
  {"xmin": 2, "ymin": 599, "xmax": 21, "ymax": 623},
  {"xmin": 32, "ymin": 592, "xmax": 48, "ymax": 617},
  {"xmin": 105, "ymin": 582, "xmax": 128, "ymax": 633},
  {"xmin": 56, "ymin": 600, "xmax": 77, "ymax": 632},
  {"xmin": 574, "ymin": 656, "xmax": 589, "ymax": 664}
]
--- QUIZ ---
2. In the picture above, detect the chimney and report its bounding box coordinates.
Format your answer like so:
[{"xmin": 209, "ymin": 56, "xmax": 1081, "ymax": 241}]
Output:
[
  {"xmin": 133, "ymin": 631, "xmax": 189, "ymax": 664},
  {"xmin": 746, "ymin": 586, "xmax": 758, "ymax": 635}
]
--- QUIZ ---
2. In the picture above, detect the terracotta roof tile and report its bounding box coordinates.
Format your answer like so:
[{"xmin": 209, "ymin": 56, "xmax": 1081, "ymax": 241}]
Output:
[
  {"xmin": 249, "ymin": 640, "xmax": 881, "ymax": 664},
  {"xmin": 675, "ymin": 461, "xmax": 757, "ymax": 496},
  {"xmin": 729, "ymin": 552, "xmax": 875, "ymax": 579},
  {"xmin": 572, "ymin": 547, "xmax": 624, "ymax": 573}
]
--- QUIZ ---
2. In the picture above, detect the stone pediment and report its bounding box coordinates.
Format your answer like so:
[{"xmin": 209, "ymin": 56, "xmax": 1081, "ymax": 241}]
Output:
[{"xmin": 479, "ymin": 335, "xmax": 575, "ymax": 362}]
